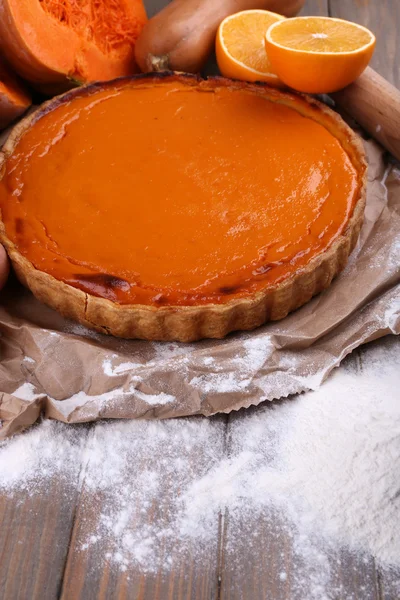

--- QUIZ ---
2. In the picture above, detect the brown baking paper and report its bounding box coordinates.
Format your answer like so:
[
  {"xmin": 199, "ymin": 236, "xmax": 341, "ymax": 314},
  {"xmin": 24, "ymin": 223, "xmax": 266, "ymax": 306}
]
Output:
[{"xmin": 0, "ymin": 139, "xmax": 399, "ymax": 439}]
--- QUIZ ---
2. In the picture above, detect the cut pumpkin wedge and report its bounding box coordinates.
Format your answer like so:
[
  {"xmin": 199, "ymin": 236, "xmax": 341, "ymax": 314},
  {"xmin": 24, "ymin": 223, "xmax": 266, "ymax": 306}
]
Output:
[
  {"xmin": 0, "ymin": 0, "xmax": 148, "ymax": 94},
  {"xmin": 0, "ymin": 60, "xmax": 31, "ymax": 130}
]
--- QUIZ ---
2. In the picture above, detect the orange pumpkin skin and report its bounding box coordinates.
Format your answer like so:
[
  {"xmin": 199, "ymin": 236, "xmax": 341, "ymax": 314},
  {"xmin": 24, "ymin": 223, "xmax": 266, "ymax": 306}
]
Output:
[
  {"xmin": 0, "ymin": 60, "xmax": 31, "ymax": 130},
  {"xmin": 0, "ymin": 0, "xmax": 148, "ymax": 94}
]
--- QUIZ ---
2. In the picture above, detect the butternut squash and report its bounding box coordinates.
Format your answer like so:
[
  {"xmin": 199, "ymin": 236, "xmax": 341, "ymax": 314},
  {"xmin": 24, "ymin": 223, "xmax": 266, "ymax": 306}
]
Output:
[
  {"xmin": 135, "ymin": 0, "xmax": 305, "ymax": 73},
  {"xmin": 0, "ymin": 60, "xmax": 31, "ymax": 130},
  {"xmin": 0, "ymin": 0, "xmax": 148, "ymax": 94}
]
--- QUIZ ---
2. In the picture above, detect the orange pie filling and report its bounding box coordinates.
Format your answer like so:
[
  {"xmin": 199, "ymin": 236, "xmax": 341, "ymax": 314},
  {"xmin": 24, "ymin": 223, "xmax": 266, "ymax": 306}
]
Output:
[{"xmin": 0, "ymin": 78, "xmax": 360, "ymax": 307}]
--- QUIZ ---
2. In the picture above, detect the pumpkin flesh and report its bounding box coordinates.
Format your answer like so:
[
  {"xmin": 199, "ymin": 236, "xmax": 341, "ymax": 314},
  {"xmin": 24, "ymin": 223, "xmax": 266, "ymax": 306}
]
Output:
[{"xmin": 0, "ymin": 0, "xmax": 147, "ymax": 92}]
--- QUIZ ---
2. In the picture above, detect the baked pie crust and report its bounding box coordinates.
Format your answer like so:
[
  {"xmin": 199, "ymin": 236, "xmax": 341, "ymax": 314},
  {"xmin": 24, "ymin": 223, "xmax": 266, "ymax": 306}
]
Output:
[{"xmin": 0, "ymin": 73, "xmax": 367, "ymax": 341}]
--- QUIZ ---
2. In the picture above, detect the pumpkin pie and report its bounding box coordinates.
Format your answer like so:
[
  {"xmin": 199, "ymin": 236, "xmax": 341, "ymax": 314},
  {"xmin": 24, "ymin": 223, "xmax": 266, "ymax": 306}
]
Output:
[{"xmin": 0, "ymin": 73, "xmax": 366, "ymax": 341}]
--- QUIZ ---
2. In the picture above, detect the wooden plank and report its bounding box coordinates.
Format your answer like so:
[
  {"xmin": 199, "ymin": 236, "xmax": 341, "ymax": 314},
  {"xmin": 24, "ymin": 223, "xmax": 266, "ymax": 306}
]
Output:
[
  {"xmin": 146, "ymin": 0, "xmax": 166, "ymax": 18},
  {"xmin": 0, "ymin": 426, "xmax": 90, "ymax": 600},
  {"xmin": 300, "ymin": 0, "xmax": 328, "ymax": 17},
  {"xmin": 358, "ymin": 336, "xmax": 400, "ymax": 600},
  {"xmin": 146, "ymin": 0, "xmax": 330, "ymax": 18},
  {"xmin": 379, "ymin": 570, "xmax": 400, "ymax": 600},
  {"xmin": 220, "ymin": 514, "xmax": 380, "ymax": 600},
  {"xmin": 219, "ymin": 336, "xmax": 400, "ymax": 599},
  {"xmin": 219, "ymin": 349, "xmax": 384, "ymax": 600},
  {"xmin": 60, "ymin": 417, "xmax": 226, "ymax": 600},
  {"xmin": 329, "ymin": 0, "xmax": 400, "ymax": 87}
]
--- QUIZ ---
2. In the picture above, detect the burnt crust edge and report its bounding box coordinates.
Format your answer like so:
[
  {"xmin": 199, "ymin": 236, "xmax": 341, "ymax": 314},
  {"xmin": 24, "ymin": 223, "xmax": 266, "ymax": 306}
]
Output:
[{"xmin": 0, "ymin": 73, "xmax": 367, "ymax": 342}]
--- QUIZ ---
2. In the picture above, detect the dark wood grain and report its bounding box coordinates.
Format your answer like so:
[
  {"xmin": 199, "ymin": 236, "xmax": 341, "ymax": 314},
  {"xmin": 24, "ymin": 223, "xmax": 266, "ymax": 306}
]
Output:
[
  {"xmin": 0, "ymin": 427, "xmax": 90, "ymax": 600},
  {"xmin": 146, "ymin": 0, "xmax": 166, "ymax": 18},
  {"xmin": 379, "ymin": 571, "xmax": 400, "ymax": 600},
  {"xmin": 60, "ymin": 417, "xmax": 226, "ymax": 600},
  {"xmin": 358, "ymin": 336, "xmax": 400, "ymax": 600},
  {"xmin": 220, "ymin": 515, "xmax": 381, "ymax": 600},
  {"xmin": 329, "ymin": 0, "xmax": 400, "ymax": 87},
  {"xmin": 219, "ymin": 351, "xmax": 384, "ymax": 600},
  {"xmin": 300, "ymin": 0, "xmax": 328, "ymax": 16}
]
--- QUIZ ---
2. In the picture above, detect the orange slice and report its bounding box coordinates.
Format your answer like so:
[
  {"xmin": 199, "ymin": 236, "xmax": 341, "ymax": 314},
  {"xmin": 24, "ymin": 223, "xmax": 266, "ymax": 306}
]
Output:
[
  {"xmin": 216, "ymin": 10, "xmax": 285, "ymax": 85},
  {"xmin": 265, "ymin": 16, "xmax": 376, "ymax": 94}
]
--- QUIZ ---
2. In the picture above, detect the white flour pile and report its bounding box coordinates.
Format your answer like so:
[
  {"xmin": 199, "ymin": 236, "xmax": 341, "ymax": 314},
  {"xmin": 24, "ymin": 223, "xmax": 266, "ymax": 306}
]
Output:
[
  {"xmin": 0, "ymin": 419, "xmax": 85, "ymax": 492},
  {"xmin": 0, "ymin": 340, "xmax": 399, "ymax": 598}
]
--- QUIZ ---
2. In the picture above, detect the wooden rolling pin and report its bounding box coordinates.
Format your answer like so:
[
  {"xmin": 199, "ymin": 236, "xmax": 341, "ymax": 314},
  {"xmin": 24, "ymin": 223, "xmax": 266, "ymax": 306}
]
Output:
[{"xmin": 332, "ymin": 67, "xmax": 400, "ymax": 161}]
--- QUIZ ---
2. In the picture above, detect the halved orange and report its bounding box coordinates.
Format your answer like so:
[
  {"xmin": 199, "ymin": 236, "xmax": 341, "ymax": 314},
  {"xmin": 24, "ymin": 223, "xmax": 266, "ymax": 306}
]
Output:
[
  {"xmin": 216, "ymin": 10, "xmax": 285, "ymax": 85},
  {"xmin": 265, "ymin": 16, "xmax": 376, "ymax": 93}
]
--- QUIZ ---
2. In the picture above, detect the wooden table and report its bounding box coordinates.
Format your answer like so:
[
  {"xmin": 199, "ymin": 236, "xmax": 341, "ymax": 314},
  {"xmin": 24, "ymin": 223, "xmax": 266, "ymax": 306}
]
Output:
[{"xmin": 1, "ymin": 1, "xmax": 399, "ymax": 598}]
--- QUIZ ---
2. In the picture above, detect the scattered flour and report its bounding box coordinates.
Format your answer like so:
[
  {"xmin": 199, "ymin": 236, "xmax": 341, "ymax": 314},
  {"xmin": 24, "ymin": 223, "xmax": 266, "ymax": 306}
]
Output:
[
  {"xmin": 149, "ymin": 341, "xmax": 197, "ymax": 362},
  {"xmin": 61, "ymin": 386, "xmax": 175, "ymax": 412},
  {"xmin": 12, "ymin": 382, "xmax": 42, "ymax": 401},
  {"xmin": 62, "ymin": 322, "xmax": 105, "ymax": 342},
  {"xmin": 0, "ymin": 420, "xmax": 84, "ymax": 492},
  {"xmin": 22, "ymin": 356, "xmax": 35, "ymax": 365},
  {"xmin": 53, "ymin": 386, "xmax": 139, "ymax": 417},
  {"xmin": 182, "ymin": 352, "xmax": 400, "ymax": 565},
  {"xmin": 383, "ymin": 293, "xmax": 400, "ymax": 331},
  {"xmin": 190, "ymin": 370, "xmax": 252, "ymax": 394},
  {"xmin": 202, "ymin": 356, "xmax": 214, "ymax": 366},
  {"xmin": 134, "ymin": 390, "xmax": 175, "ymax": 406},
  {"xmin": 0, "ymin": 341, "xmax": 399, "ymax": 598},
  {"xmin": 190, "ymin": 336, "xmax": 275, "ymax": 394},
  {"xmin": 236, "ymin": 336, "xmax": 275, "ymax": 371},
  {"xmin": 101, "ymin": 345, "xmax": 194, "ymax": 378},
  {"xmin": 103, "ymin": 357, "xmax": 143, "ymax": 377},
  {"xmin": 8, "ymin": 369, "xmax": 174, "ymax": 419}
]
